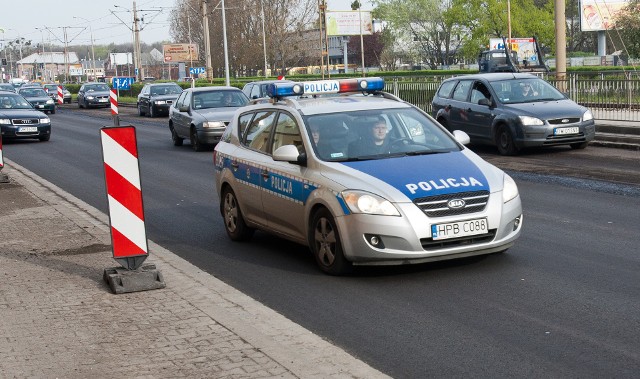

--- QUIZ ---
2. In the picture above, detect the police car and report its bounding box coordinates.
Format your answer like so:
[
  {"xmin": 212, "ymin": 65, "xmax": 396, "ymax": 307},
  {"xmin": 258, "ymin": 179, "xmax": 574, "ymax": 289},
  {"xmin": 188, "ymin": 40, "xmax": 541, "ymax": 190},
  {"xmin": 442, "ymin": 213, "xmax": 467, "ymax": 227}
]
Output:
[{"xmin": 213, "ymin": 77, "xmax": 522, "ymax": 275}]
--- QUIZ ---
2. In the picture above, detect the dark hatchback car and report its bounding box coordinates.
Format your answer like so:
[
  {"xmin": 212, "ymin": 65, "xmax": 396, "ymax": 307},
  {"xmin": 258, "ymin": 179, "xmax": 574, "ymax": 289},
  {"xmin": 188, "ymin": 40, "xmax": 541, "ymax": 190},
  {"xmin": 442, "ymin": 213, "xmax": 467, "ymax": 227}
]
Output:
[
  {"xmin": 77, "ymin": 82, "xmax": 111, "ymax": 108},
  {"xmin": 169, "ymin": 87, "xmax": 249, "ymax": 151},
  {"xmin": 43, "ymin": 84, "xmax": 72, "ymax": 104},
  {"xmin": 242, "ymin": 79, "xmax": 293, "ymax": 100},
  {"xmin": 0, "ymin": 92, "xmax": 51, "ymax": 141},
  {"xmin": 432, "ymin": 73, "xmax": 595, "ymax": 155},
  {"xmin": 17, "ymin": 87, "xmax": 56, "ymax": 114},
  {"xmin": 0, "ymin": 83, "xmax": 16, "ymax": 92},
  {"xmin": 137, "ymin": 82, "xmax": 183, "ymax": 117}
]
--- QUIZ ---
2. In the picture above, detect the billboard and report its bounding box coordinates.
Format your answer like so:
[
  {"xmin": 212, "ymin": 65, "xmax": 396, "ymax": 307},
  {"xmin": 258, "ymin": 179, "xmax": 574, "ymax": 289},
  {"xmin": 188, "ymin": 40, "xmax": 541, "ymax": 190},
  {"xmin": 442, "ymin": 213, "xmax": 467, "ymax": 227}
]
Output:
[
  {"xmin": 163, "ymin": 44, "xmax": 198, "ymax": 63},
  {"xmin": 326, "ymin": 11, "xmax": 373, "ymax": 36},
  {"xmin": 580, "ymin": 0, "xmax": 628, "ymax": 31}
]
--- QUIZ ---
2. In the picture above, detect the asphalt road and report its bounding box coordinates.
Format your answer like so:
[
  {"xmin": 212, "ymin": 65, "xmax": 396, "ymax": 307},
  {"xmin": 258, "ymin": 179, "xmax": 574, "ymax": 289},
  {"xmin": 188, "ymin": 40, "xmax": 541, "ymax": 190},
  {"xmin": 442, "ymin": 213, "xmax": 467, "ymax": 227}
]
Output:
[{"xmin": 3, "ymin": 105, "xmax": 640, "ymax": 378}]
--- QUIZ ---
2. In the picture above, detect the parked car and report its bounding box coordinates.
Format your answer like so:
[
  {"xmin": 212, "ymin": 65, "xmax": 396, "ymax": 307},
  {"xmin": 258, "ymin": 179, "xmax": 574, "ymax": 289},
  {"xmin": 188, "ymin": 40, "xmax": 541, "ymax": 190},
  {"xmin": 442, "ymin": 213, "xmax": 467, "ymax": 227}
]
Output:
[
  {"xmin": 213, "ymin": 77, "xmax": 522, "ymax": 275},
  {"xmin": 431, "ymin": 73, "xmax": 595, "ymax": 155},
  {"xmin": 43, "ymin": 84, "xmax": 72, "ymax": 104},
  {"xmin": 137, "ymin": 82, "xmax": 183, "ymax": 117},
  {"xmin": 169, "ymin": 87, "xmax": 249, "ymax": 151},
  {"xmin": 0, "ymin": 91, "xmax": 51, "ymax": 141},
  {"xmin": 242, "ymin": 79, "xmax": 293, "ymax": 100},
  {"xmin": 77, "ymin": 82, "xmax": 111, "ymax": 108},
  {"xmin": 17, "ymin": 87, "xmax": 56, "ymax": 114},
  {"xmin": 0, "ymin": 83, "xmax": 16, "ymax": 92}
]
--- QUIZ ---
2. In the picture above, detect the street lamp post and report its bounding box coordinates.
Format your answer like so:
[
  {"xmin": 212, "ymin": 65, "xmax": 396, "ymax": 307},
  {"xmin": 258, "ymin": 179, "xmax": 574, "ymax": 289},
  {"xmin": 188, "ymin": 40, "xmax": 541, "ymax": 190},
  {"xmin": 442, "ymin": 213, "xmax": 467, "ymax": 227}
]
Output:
[
  {"xmin": 260, "ymin": 0, "xmax": 268, "ymax": 78},
  {"xmin": 351, "ymin": 1, "xmax": 365, "ymax": 76},
  {"xmin": 221, "ymin": 0, "xmax": 230, "ymax": 86},
  {"xmin": 74, "ymin": 16, "xmax": 97, "ymax": 81}
]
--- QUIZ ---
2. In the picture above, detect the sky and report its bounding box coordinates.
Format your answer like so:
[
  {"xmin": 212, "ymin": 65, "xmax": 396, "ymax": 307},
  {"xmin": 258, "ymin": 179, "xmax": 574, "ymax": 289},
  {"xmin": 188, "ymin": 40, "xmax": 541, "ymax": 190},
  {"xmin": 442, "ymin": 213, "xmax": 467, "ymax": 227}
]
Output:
[
  {"xmin": 0, "ymin": 0, "xmax": 375, "ymax": 50},
  {"xmin": 1, "ymin": 0, "xmax": 176, "ymax": 48}
]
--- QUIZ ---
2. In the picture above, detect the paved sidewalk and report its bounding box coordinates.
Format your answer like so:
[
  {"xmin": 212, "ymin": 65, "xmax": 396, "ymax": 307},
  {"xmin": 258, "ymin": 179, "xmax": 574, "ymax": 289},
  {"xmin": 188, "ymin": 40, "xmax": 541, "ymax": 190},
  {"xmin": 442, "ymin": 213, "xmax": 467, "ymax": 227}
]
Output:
[{"xmin": 0, "ymin": 160, "xmax": 389, "ymax": 379}]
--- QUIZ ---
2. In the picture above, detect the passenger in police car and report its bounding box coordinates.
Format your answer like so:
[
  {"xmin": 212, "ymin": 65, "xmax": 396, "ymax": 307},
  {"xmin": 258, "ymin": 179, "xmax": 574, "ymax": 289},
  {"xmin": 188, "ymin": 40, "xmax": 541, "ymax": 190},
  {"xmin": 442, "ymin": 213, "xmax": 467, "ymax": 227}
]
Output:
[{"xmin": 349, "ymin": 116, "xmax": 391, "ymax": 156}]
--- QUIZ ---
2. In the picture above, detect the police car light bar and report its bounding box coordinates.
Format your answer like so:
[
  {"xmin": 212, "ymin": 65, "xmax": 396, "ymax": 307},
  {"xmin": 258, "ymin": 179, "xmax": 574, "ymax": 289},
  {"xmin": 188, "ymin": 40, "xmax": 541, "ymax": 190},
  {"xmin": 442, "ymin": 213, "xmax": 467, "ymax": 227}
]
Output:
[{"xmin": 267, "ymin": 77, "xmax": 385, "ymax": 98}]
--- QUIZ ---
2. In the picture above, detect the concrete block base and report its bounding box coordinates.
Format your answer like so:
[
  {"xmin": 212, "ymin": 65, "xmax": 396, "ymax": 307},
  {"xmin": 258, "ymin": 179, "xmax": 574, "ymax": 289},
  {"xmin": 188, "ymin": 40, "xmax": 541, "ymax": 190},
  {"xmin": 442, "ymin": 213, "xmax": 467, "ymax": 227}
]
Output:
[{"xmin": 103, "ymin": 264, "xmax": 166, "ymax": 294}]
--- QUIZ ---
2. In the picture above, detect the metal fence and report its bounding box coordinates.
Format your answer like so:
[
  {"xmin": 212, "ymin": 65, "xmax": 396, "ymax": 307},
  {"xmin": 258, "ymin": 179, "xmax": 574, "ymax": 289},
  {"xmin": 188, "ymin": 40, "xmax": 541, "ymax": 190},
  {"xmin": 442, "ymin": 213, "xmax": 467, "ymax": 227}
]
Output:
[{"xmin": 384, "ymin": 73, "xmax": 640, "ymax": 122}]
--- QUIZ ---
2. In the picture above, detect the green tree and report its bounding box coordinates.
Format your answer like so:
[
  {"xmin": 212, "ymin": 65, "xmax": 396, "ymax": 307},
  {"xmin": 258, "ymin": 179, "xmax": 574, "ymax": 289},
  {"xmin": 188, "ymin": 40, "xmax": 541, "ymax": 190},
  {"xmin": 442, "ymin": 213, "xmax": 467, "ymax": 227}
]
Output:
[
  {"xmin": 613, "ymin": 0, "xmax": 640, "ymax": 58},
  {"xmin": 447, "ymin": 0, "xmax": 555, "ymax": 62},
  {"xmin": 373, "ymin": 0, "xmax": 463, "ymax": 69}
]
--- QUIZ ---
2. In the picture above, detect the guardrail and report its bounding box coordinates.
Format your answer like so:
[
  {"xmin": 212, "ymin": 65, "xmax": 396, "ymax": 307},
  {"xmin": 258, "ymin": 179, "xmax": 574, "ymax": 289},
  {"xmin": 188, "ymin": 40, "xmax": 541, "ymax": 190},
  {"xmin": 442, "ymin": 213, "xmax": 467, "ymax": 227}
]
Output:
[{"xmin": 384, "ymin": 75, "xmax": 640, "ymax": 122}]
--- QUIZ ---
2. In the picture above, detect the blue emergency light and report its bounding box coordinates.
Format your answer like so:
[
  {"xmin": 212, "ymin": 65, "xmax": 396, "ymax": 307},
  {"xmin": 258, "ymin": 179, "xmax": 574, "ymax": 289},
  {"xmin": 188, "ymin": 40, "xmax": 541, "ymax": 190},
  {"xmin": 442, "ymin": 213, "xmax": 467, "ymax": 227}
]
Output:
[{"xmin": 267, "ymin": 77, "xmax": 385, "ymax": 98}]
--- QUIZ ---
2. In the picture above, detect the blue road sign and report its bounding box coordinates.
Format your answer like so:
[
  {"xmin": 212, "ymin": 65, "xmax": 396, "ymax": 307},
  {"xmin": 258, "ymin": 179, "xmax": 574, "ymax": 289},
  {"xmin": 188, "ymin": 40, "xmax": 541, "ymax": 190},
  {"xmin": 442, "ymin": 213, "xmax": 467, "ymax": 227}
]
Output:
[
  {"xmin": 112, "ymin": 77, "xmax": 135, "ymax": 90},
  {"xmin": 189, "ymin": 67, "xmax": 205, "ymax": 75}
]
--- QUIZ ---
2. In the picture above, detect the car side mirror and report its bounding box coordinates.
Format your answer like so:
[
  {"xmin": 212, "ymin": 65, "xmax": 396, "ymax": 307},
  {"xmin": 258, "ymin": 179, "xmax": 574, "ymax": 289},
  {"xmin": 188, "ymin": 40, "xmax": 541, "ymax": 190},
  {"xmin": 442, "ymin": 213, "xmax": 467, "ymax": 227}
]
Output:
[
  {"xmin": 179, "ymin": 105, "xmax": 190, "ymax": 112},
  {"xmin": 273, "ymin": 144, "xmax": 305, "ymax": 165},
  {"xmin": 478, "ymin": 98, "xmax": 492, "ymax": 107},
  {"xmin": 452, "ymin": 130, "xmax": 471, "ymax": 145}
]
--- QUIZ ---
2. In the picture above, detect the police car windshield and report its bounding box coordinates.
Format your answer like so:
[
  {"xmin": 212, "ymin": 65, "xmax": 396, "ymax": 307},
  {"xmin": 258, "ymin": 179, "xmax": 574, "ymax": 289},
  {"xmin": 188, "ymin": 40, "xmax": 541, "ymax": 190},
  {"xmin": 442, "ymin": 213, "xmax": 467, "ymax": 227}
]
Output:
[{"xmin": 305, "ymin": 108, "xmax": 460, "ymax": 162}]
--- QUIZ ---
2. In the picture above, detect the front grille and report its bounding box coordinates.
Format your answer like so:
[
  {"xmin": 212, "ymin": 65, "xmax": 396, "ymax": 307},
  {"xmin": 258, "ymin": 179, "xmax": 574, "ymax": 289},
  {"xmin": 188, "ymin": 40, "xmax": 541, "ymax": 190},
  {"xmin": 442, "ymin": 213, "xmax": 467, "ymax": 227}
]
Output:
[
  {"xmin": 12, "ymin": 119, "xmax": 39, "ymax": 125},
  {"xmin": 166, "ymin": 100, "xmax": 173, "ymax": 104},
  {"xmin": 548, "ymin": 117, "xmax": 580, "ymax": 125},
  {"xmin": 414, "ymin": 190, "xmax": 490, "ymax": 217},
  {"xmin": 421, "ymin": 229, "xmax": 497, "ymax": 250}
]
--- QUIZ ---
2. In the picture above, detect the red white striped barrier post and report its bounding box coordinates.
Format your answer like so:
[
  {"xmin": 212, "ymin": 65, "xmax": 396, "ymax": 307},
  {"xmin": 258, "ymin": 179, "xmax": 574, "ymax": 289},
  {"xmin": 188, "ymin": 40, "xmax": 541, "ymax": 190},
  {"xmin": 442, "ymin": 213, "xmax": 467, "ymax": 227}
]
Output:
[
  {"xmin": 100, "ymin": 125, "xmax": 165, "ymax": 293},
  {"xmin": 110, "ymin": 89, "xmax": 120, "ymax": 127},
  {"xmin": 57, "ymin": 86, "xmax": 64, "ymax": 105},
  {"xmin": 100, "ymin": 126, "xmax": 148, "ymax": 270}
]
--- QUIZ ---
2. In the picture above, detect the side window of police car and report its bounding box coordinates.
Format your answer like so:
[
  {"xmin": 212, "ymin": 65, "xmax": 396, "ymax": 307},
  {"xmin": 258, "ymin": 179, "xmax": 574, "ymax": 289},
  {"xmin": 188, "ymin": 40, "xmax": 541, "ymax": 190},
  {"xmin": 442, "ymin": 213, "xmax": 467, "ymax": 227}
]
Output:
[
  {"xmin": 271, "ymin": 113, "xmax": 304, "ymax": 154},
  {"xmin": 243, "ymin": 111, "xmax": 276, "ymax": 153}
]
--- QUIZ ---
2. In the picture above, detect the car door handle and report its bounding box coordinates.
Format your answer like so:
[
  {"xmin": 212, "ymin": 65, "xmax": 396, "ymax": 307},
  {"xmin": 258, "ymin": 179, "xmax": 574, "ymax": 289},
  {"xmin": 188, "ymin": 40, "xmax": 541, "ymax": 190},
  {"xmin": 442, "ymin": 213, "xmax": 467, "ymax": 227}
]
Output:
[
  {"xmin": 231, "ymin": 161, "xmax": 239, "ymax": 169},
  {"xmin": 261, "ymin": 170, "xmax": 269, "ymax": 179}
]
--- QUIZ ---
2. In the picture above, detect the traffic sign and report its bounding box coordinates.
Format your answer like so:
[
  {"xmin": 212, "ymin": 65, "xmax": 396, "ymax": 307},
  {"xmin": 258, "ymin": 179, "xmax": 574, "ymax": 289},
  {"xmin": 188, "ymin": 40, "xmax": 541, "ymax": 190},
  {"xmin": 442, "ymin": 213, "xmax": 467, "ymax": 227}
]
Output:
[
  {"xmin": 189, "ymin": 67, "xmax": 205, "ymax": 75},
  {"xmin": 112, "ymin": 77, "xmax": 135, "ymax": 90}
]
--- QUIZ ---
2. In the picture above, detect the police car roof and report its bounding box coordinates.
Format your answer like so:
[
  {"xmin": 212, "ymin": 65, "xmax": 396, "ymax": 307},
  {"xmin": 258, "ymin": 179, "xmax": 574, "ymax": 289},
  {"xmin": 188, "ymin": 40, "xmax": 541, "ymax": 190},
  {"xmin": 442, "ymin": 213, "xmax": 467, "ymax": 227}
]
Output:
[{"xmin": 274, "ymin": 94, "xmax": 412, "ymax": 116}]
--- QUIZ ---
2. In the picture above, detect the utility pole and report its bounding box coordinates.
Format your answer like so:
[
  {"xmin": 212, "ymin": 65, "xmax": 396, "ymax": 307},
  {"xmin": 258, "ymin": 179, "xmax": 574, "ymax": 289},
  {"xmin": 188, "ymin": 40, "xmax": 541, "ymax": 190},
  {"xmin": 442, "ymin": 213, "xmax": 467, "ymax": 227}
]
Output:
[
  {"xmin": 202, "ymin": 0, "xmax": 213, "ymax": 81},
  {"xmin": 133, "ymin": 1, "xmax": 144, "ymax": 81},
  {"xmin": 555, "ymin": 0, "xmax": 567, "ymax": 92},
  {"xmin": 74, "ymin": 17, "xmax": 97, "ymax": 81}
]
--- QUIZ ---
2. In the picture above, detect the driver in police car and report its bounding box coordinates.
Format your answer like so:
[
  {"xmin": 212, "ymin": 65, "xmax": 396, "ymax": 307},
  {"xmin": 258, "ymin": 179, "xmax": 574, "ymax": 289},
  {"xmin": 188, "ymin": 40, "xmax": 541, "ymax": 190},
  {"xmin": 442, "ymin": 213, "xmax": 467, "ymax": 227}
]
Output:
[{"xmin": 349, "ymin": 116, "xmax": 391, "ymax": 156}]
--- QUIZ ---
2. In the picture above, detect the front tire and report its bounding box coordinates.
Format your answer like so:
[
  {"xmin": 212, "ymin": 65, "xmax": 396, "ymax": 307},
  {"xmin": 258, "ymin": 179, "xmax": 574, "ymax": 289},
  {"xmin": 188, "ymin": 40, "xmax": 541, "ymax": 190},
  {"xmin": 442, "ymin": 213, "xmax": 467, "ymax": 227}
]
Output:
[
  {"xmin": 170, "ymin": 124, "xmax": 183, "ymax": 146},
  {"xmin": 190, "ymin": 127, "xmax": 204, "ymax": 151},
  {"xmin": 310, "ymin": 208, "xmax": 352, "ymax": 275},
  {"xmin": 496, "ymin": 125, "xmax": 519, "ymax": 156},
  {"xmin": 149, "ymin": 105, "xmax": 155, "ymax": 118},
  {"xmin": 138, "ymin": 104, "xmax": 146, "ymax": 116},
  {"xmin": 221, "ymin": 187, "xmax": 254, "ymax": 241}
]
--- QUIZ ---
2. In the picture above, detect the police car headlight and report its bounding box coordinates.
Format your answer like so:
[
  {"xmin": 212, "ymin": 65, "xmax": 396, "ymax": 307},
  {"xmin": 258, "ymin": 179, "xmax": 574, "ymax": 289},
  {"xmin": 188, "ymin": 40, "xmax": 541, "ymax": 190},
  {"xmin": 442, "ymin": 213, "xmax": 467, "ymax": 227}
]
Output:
[
  {"xmin": 503, "ymin": 174, "xmax": 519, "ymax": 203},
  {"xmin": 518, "ymin": 116, "xmax": 544, "ymax": 126},
  {"xmin": 155, "ymin": 100, "xmax": 167, "ymax": 105},
  {"xmin": 342, "ymin": 190, "xmax": 400, "ymax": 216},
  {"xmin": 583, "ymin": 109, "xmax": 593, "ymax": 122},
  {"xmin": 203, "ymin": 121, "xmax": 225, "ymax": 128}
]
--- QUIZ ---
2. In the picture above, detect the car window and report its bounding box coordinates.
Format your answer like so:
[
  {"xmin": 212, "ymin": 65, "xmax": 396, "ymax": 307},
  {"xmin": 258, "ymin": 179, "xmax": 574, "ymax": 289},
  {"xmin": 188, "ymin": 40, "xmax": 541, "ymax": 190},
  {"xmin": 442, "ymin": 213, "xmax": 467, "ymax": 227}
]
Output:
[
  {"xmin": 0, "ymin": 94, "xmax": 32, "ymax": 109},
  {"xmin": 20, "ymin": 88, "xmax": 48, "ymax": 97},
  {"xmin": 175, "ymin": 92, "xmax": 187, "ymax": 108},
  {"xmin": 452, "ymin": 80, "xmax": 473, "ymax": 102},
  {"xmin": 271, "ymin": 112, "xmax": 304, "ymax": 154},
  {"xmin": 244, "ymin": 111, "xmax": 276, "ymax": 152},
  {"xmin": 250, "ymin": 84, "xmax": 262, "ymax": 99},
  {"xmin": 87, "ymin": 84, "xmax": 110, "ymax": 92},
  {"xmin": 470, "ymin": 82, "xmax": 491, "ymax": 104},
  {"xmin": 237, "ymin": 112, "xmax": 255, "ymax": 140},
  {"xmin": 436, "ymin": 80, "xmax": 457, "ymax": 99},
  {"xmin": 489, "ymin": 78, "xmax": 564, "ymax": 104}
]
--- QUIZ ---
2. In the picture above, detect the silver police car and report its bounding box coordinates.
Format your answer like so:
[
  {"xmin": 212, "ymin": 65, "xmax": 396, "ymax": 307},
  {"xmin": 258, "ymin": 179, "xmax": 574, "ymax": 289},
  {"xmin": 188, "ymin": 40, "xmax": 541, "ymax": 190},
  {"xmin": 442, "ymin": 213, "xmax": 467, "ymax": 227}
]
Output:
[{"xmin": 214, "ymin": 78, "xmax": 522, "ymax": 275}]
